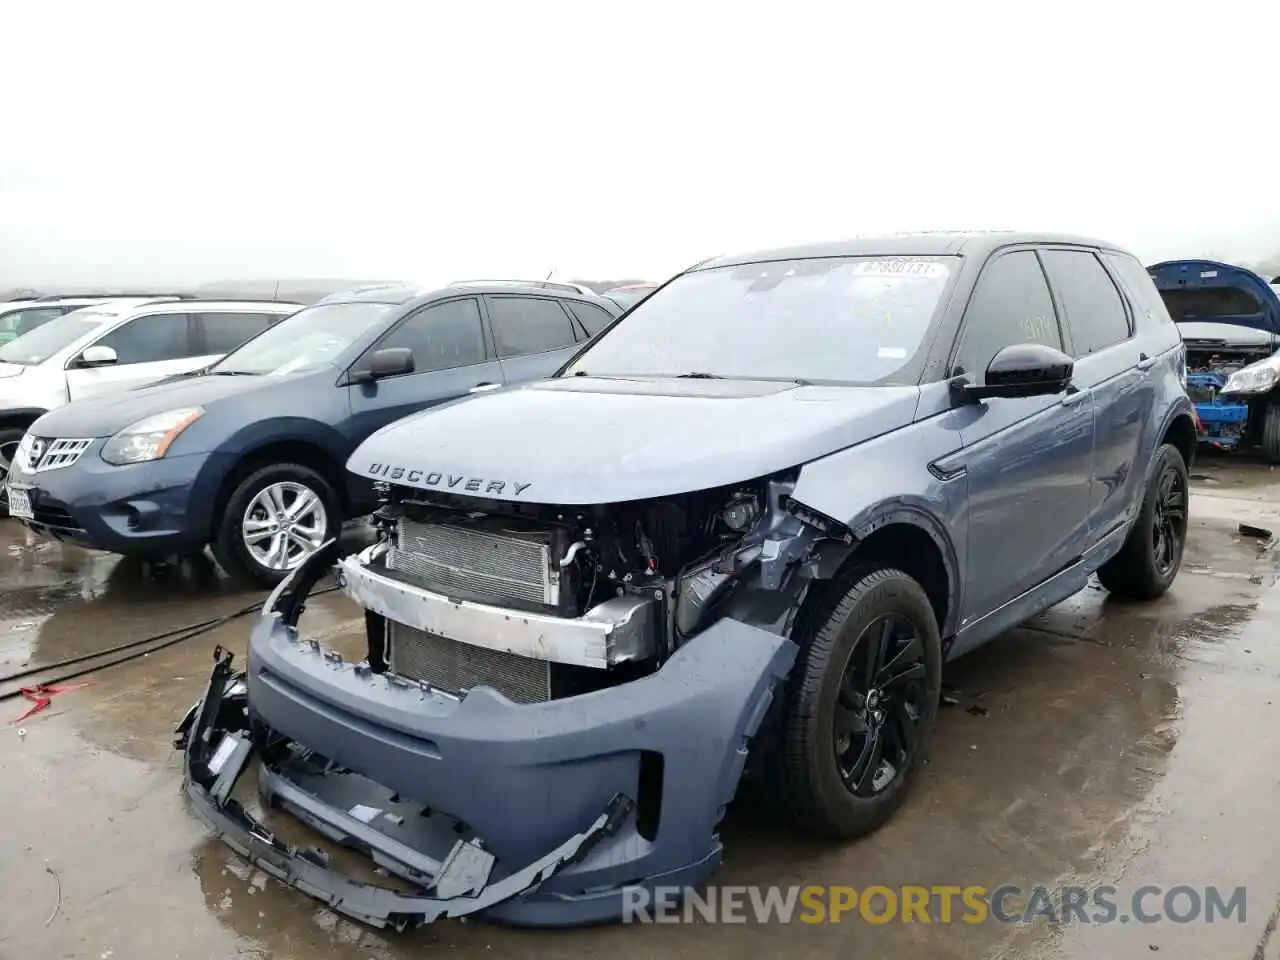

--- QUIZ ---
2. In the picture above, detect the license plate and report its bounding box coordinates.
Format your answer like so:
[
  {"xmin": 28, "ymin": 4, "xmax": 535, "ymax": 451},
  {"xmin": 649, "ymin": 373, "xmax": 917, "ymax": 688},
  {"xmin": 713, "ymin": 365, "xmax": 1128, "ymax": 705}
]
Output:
[
  {"xmin": 206, "ymin": 733, "xmax": 240, "ymax": 776},
  {"xmin": 6, "ymin": 485, "xmax": 33, "ymax": 520}
]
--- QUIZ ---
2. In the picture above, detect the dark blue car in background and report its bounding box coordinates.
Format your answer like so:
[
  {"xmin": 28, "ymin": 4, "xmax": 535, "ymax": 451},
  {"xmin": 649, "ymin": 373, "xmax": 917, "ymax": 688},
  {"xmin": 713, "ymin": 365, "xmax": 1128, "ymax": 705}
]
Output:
[
  {"xmin": 4, "ymin": 281, "xmax": 622, "ymax": 584},
  {"xmin": 1149, "ymin": 259, "xmax": 1280, "ymax": 459}
]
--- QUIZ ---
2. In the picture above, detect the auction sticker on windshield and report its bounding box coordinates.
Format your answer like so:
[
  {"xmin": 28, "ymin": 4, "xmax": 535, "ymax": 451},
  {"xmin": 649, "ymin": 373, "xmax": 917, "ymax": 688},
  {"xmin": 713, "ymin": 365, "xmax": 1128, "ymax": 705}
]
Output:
[
  {"xmin": 853, "ymin": 260, "xmax": 950, "ymax": 279},
  {"xmin": 6, "ymin": 484, "xmax": 33, "ymax": 520}
]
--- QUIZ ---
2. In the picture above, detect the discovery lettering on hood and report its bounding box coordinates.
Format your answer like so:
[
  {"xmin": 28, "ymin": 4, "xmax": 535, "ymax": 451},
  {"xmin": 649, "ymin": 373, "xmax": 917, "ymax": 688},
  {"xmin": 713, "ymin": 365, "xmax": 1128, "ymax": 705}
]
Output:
[{"xmin": 365, "ymin": 463, "xmax": 532, "ymax": 497}]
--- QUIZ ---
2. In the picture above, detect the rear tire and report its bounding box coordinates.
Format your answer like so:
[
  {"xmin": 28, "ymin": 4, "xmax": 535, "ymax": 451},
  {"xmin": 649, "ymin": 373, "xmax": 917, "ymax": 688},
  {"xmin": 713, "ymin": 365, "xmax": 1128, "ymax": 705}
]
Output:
[
  {"xmin": 0, "ymin": 426, "xmax": 26, "ymax": 520},
  {"xmin": 762, "ymin": 563, "xmax": 942, "ymax": 839},
  {"xmin": 1096, "ymin": 442, "xmax": 1188, "ymax": 601},
  {"xmin": 211, "ymin": 462, "xmax": 341, "ymax": 588},
  {"xmin": 1261, "ymin": 400, "xmax": 1280, "ymax": 465}
]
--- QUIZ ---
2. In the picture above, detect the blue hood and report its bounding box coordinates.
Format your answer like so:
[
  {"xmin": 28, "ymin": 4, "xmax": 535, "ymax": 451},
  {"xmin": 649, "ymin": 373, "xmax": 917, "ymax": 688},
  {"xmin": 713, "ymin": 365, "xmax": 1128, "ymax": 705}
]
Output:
[
  {"xmin": 1147, "ymin": 259, "xmax": 1280, "ymax": 337},
  {"xmin": 32, "ymin": 372, "xmax": 310, "ymax": 437},
  {"xmin": 348, "ymin": 376, "xmax": 922, "ymax": 505}
]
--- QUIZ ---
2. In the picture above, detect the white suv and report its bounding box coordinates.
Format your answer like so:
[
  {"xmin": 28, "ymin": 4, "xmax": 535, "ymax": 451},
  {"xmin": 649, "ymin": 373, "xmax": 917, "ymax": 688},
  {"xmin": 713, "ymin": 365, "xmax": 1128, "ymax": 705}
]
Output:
[
  {"xmin": 0, "ymin": 297, "xmax": 300, "ymax": 510},
  {"xmin": 0, "ymin": 295, "xmax": 156, "ymax": 344}
]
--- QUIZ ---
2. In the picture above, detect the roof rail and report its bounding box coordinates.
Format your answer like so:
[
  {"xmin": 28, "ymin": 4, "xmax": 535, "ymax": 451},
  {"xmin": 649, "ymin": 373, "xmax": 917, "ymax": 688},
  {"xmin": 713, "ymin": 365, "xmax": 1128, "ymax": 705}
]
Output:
[
  {"xmin": 33, "ymin": 292, "xmax": 196, "ymax": 301},
  {"xmin": 446, "ymin": 279, "xmax": 595, "ymax": 295},
  {"xmin": 180, "ymin": 297, "xmax": 302, "ymax": 305}
]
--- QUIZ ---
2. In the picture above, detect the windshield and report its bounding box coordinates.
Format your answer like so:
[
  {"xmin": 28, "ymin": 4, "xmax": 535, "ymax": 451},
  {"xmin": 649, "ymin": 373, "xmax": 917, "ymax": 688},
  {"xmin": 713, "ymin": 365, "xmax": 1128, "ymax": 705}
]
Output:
[
  {"xmin": 564, "ymin": 256, "xmax": 958, "ymax": 384},
  {"xmin": 0, "ymin": 308, "xmax": 115, "ymax": 364},
  {"xmin": 0, "ymin": 306, "xmax": 56, "ymax": 335},
  {"xmin": 211, "ymin": 301, "xmax": 395, "ymax": 375}
]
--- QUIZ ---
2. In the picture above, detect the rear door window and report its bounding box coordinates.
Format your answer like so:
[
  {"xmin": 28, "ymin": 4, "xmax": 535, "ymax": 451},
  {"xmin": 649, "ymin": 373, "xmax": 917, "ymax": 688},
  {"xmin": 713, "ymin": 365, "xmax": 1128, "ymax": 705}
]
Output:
[
  {"xmin": 196, "ymin": 311, "xmax": 284, "ymax": 354},
  {"xmin": 486, "ymin": 296, "xmax": 579, "ymax": 357},
  {"xmin": 1040, "ymin": 249, "xmax": 1132, "ymax": 355},
  {"xmin": 952, "ymin": 250, "xmax": 1062, "ymax": 384},
  {"xmin": 93, "ymin": 313, "xmax": 201, "ymax": 364},
  {"xmin": 565, "ymin": 300, "xmax": 616, "ymax": 337}
]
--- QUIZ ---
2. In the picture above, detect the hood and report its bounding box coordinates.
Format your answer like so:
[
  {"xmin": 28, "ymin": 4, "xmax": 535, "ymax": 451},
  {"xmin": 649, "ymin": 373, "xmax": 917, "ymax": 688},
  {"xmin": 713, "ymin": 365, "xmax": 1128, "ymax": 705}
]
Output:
[
  {"xmin": 349, "ymin": 376, "xmax": 921, "ymax": 505},
  {"xmin": 31, "ymin": 372, "xmax": 303, "ymax": 437},
  {"xmin": 0, "ymin": 362, "xmax": 24, "ymax": 379},
  {"xmin": 1148, "ymin": 260, "xmax": 1280, "ymax": 337}
]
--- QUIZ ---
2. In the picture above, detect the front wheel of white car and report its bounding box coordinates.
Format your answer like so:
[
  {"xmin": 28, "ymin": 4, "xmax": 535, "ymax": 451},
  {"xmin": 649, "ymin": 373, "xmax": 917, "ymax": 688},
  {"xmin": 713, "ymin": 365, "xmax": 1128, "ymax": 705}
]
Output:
[
  {"xmin": 0, "ymin": 427, "xmax": 26, "ymax": 519},
  {"xmin": 212, "ymin": 462, "xmax": 341, "ymax": 588}
]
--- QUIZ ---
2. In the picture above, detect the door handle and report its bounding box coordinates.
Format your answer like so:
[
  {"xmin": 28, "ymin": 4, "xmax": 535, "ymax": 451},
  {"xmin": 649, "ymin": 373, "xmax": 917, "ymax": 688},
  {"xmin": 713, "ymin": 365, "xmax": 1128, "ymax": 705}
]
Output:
[
  {"xmin": 1060, "ymin": 387, "xmax": 1088, "ymax": 407},
  {"xmin": 469, "ymin": 382, "xmax": 501, "ymax": 393},
  {"xmin": 1136, "ymin": 353, "xmax": 1156, "ymax": 371}
]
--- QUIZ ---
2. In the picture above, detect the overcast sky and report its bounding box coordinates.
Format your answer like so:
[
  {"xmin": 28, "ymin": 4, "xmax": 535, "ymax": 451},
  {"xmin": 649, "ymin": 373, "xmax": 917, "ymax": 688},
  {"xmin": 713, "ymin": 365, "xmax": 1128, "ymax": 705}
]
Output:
[{"xmin": 2, "ymin": 2, "xmax": 1277, "ymax": 288}]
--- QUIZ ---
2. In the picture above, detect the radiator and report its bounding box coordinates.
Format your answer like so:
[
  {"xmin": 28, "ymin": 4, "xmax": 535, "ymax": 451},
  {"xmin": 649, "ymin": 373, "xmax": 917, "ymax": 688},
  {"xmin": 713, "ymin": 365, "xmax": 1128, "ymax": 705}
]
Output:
[
  {"xmin": 388, "ymin": 516, "xmax": 560, "ymax": 608},
  {"xmin": 387, "ymin": 619, "xmax": 552, "ymax": 704}
]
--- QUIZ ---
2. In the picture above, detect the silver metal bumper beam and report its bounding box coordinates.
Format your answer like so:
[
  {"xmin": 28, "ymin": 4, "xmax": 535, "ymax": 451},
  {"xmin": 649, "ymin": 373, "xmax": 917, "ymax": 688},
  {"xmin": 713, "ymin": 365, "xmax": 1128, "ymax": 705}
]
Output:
[{"xmin": 335, "ymin": 549, "xmax": 657, "ymax": 669}]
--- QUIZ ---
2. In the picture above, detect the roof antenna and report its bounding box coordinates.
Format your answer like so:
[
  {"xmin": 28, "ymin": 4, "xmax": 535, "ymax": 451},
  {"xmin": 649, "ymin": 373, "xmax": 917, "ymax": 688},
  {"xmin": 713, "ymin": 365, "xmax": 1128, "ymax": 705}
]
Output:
[{"xmin": 272, "ymin": 279, "xmax": 281, "ymax": 302}]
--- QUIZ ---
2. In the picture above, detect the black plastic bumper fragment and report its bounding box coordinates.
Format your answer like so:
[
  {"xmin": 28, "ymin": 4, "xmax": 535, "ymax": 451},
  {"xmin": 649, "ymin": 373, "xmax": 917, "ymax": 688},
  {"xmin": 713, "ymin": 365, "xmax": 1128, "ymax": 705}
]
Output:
[{"xmin": 178, "ymin": 649, "xmax": 634, "ymax": 931}]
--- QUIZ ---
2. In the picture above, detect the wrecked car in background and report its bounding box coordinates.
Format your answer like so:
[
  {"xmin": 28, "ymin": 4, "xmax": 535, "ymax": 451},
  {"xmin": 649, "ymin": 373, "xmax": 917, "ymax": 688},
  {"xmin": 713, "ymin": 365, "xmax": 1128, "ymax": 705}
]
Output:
[
  {"xmin": 1148, "ymin": 259, "xmax": 1280, "ymax": 460},
  {"xmin": 602, "ymin": 282, "xmax": 660, "ymax": 311},
  {"xmin": 179, "ymin": 232, "xmax": 1197, "ymax": 930}
]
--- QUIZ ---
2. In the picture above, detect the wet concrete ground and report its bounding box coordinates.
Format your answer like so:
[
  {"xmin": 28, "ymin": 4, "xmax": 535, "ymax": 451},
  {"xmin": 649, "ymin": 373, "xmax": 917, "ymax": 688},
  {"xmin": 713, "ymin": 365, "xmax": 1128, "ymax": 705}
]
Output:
[{"xmin": 2, "ymin": 457, "xmax": 1279, "ymax": 960}]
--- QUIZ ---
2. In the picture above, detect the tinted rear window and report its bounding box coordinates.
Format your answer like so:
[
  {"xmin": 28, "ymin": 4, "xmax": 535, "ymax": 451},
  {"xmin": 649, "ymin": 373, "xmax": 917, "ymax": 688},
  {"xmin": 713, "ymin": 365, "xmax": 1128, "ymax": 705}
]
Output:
[{"xmin": 1039, "ymin": 249, "xmax": 1131, "ymax": 355}]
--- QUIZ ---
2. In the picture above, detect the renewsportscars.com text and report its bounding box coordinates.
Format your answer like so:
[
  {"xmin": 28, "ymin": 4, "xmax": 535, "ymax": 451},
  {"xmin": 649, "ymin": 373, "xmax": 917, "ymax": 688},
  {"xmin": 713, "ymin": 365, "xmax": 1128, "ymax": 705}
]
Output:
[{"xmin": 622, "ymin": 884, "xmax": 1248, "ymax": 925}]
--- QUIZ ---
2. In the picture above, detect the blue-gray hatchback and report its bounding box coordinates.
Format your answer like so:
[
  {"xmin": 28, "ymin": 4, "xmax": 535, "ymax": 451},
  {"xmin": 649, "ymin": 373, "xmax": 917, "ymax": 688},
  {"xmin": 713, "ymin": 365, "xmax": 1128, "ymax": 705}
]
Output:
[
  {"xmin": 178, "ymin": 232, "xmax": 1196, "ymax": 931},
  {"xmin": 6, "ymin": 281, "xmax": 622, "ymax": 584}
]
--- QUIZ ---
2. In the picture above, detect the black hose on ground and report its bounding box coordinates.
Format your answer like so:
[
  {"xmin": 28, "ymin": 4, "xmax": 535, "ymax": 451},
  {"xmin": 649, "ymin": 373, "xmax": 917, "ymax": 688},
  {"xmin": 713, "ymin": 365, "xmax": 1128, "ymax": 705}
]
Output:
[{"xmin": 0, "ymin": 585, "xmax": 340, "ymax": 700}]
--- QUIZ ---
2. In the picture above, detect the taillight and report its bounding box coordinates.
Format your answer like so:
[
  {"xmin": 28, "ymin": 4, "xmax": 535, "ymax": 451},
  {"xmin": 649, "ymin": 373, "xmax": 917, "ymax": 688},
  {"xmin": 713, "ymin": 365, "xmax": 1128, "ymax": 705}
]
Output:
[{"xmin": 1177, "ymin": 344, "xmax": 1187, "ymax": 387}]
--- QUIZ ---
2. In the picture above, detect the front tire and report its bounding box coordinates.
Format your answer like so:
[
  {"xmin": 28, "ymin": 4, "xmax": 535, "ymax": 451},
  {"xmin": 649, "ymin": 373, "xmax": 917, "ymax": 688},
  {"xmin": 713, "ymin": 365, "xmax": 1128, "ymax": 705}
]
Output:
[
  {"xmin": 764, "ymin": 564, "xmax": 942, "ymax": 839},
  {"xmin": 1096, "ymin": 442, "xmax": 1188, "ymax": 601},
  {"xmin": 1261, "ymin": 400, "xmax": 1280, "ymax": 465},
  {"xmin": 211, "ymin": 462, "xmax": 340, "ymax": 588},
  {"xmin": 0, "ymin": 427, "xmax": 26, "ymax": 519}
]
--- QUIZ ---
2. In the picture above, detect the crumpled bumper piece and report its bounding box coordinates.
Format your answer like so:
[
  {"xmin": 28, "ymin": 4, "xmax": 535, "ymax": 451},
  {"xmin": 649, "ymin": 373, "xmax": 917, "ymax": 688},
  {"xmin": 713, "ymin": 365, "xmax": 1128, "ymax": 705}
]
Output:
[
  {"xmin": 179, "ymin": 648, "xmax": 636, "ymax": 931},
  {"xmin": 244, "ymin": 614, "xmax": 796, "ymax": 926},
  {"xmin": 178, "ymin": 542, "xmax": 798, "ymax": 928}
]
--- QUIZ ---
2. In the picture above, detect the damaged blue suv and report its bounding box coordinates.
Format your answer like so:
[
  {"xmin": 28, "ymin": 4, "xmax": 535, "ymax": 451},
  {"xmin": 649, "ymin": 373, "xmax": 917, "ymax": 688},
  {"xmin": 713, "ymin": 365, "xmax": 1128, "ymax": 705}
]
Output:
[{"xmin": 179, "ymin": 232, "xmax": 1196, "ymax": 931}]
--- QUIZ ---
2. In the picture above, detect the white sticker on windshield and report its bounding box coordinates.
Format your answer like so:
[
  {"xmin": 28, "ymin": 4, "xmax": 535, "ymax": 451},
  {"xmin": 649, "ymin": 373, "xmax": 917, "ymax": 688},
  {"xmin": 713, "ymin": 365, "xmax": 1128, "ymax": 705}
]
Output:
[
  {"xmin": 273, "ymin": 357, "xmax": 309, "ymax": 374},
  {"xmin": 877, "ymin": 346, "xmax": 908, "ymax": 359},
  {"xmin": 1200, "ymin": 270, "xmax": 1218, "ymax": 278},
  {"xmin": 854, "ymin": 260, "xmax": 949, "ymax": 279}
]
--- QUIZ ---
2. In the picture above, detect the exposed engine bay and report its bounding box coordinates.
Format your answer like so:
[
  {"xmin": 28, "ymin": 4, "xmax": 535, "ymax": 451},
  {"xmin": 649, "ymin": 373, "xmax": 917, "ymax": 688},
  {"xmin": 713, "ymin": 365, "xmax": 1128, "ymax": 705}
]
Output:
[
  {"xmin": 1183, "ymin": 338, "xmax": 1273, "ymax": 400},
  {"xmin": 355, "ymin": 470, "xmax": 841, "ymax": 704},
  {"xmin": 1182, "ymin": 338, "xmax": 1275, "ymax": 448}
]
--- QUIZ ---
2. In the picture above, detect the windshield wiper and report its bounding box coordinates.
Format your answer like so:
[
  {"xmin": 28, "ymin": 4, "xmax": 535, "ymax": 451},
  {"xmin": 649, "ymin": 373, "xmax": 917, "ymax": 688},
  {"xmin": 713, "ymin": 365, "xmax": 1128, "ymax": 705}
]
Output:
[
  {"xmin": 210, "ymin": 369, "xmax": 258, "ymax": 376},
  {"xmin": 675, "ymin": 372, "xmax": 816, "ymax": 386}
]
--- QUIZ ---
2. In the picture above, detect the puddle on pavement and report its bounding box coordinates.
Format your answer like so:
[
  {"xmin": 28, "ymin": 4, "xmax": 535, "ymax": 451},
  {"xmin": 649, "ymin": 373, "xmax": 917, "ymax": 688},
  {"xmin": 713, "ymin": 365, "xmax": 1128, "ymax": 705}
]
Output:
[{"xmin": 3, "ymin": 475, "xmax": 1280, "ymax": 959}]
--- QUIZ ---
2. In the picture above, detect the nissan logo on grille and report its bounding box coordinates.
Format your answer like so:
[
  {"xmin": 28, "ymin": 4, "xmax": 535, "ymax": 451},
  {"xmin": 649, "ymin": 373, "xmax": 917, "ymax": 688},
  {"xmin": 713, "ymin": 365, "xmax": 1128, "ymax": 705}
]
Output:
[{"xmin": 26, "ymin": 438, "xmax": 46, "ymax": 470}]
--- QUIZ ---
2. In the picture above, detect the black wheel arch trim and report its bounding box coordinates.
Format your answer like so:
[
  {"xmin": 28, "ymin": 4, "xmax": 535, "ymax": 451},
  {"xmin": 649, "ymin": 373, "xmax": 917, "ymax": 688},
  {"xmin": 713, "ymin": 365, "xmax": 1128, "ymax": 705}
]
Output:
[{"xmin": 841, "ymin": 501, "xmax": 963, "ymax": 639}]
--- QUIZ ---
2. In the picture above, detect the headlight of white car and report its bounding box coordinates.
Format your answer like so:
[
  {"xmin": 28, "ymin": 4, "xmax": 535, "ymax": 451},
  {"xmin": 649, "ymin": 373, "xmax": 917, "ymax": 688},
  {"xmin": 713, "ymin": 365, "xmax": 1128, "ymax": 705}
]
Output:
[
  {"xmin": 100, "ymin": 407, "xmax": 204, "ymax": 465},
  {"xmin": 1221, "ymin": 356, "xmax": 1280, "ymax": 396}
]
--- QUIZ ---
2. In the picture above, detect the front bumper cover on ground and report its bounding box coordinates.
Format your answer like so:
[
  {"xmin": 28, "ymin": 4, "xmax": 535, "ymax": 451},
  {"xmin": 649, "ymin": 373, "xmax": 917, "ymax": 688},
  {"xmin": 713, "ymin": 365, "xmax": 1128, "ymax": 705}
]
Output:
[
  {"xmin": 178, "ymin": 647, "xmax": 636, "ymax": 931},
  {"xmin": 177, "ymin": 542, "xmax": 797, "ymax": 929}
]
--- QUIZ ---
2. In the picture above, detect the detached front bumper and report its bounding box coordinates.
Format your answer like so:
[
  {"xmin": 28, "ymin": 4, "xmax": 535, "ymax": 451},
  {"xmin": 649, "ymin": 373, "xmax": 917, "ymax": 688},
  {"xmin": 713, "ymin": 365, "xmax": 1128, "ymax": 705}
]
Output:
[{"xmin": 179, "ymin": 543, "xmax": 796, "ymax": 929}]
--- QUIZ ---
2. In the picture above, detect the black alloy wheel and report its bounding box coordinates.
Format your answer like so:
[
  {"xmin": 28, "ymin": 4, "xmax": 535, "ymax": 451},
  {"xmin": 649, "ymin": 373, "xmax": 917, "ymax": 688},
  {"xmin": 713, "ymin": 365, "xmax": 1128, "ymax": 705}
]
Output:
[
  {"xmin": 834, "ymin": 612, "xmax": 928, "ymax": 798},
  {"xmin": 1151, "ymin": 459, "xmax": 1187, "ymax": 579}
]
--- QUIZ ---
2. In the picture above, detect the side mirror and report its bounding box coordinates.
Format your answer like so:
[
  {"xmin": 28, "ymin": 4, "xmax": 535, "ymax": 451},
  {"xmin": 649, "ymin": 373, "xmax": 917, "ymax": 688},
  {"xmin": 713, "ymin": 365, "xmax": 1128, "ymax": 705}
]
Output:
[
  {"xmin": 79, "ymin": 345, "xmax": 119, "ymax": 368},
  {"xmin": 951, "ymin": 343, "xmax": 1074, "ymax": 404},
  {"xmin": 352, "ymin": 347, "xmax": 414, "ymax": 383}
]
